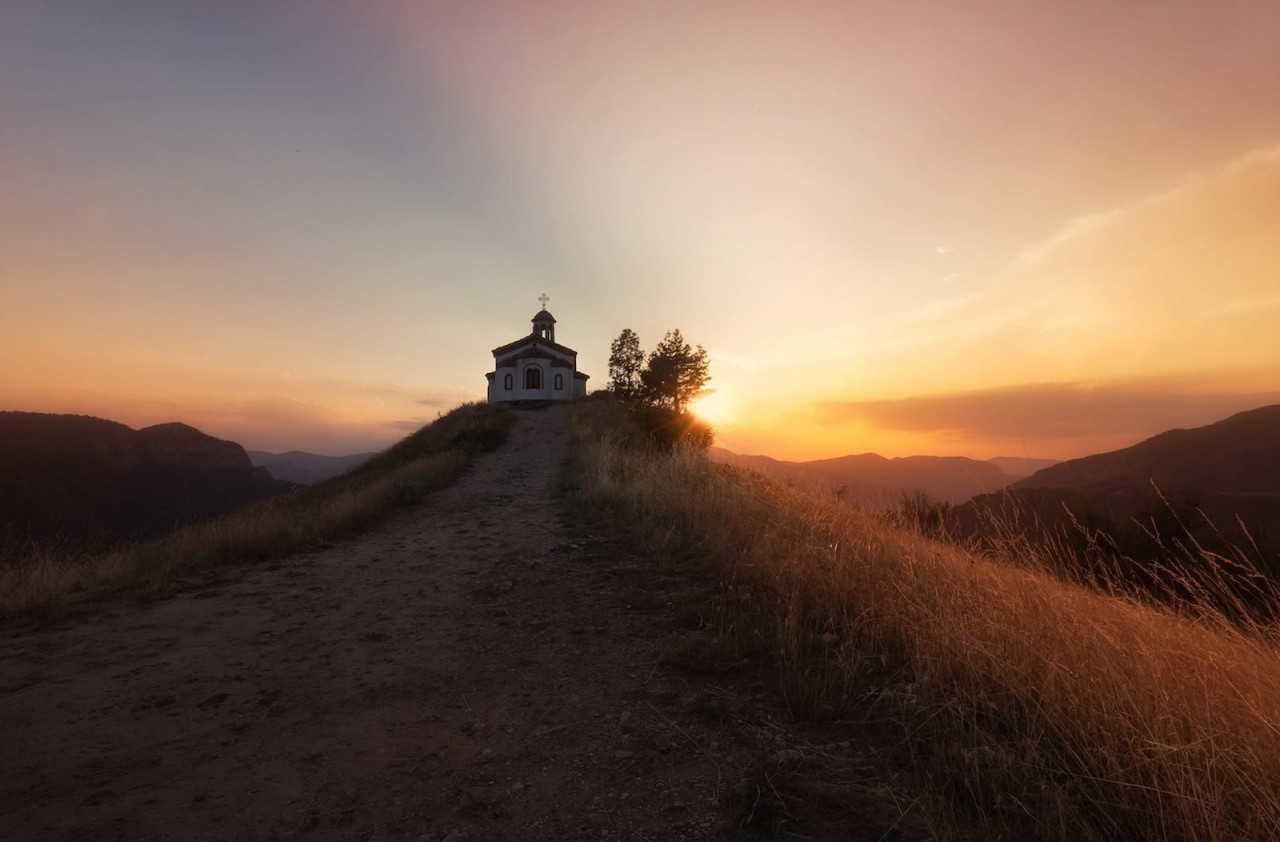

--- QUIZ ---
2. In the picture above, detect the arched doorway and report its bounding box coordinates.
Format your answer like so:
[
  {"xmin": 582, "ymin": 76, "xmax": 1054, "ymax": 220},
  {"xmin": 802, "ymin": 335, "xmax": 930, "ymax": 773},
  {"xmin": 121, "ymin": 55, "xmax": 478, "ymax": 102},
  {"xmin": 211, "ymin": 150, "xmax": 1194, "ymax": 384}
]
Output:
[{"xmin": 524, "ymin": 366, "xmax": 542, "ymax": 390}]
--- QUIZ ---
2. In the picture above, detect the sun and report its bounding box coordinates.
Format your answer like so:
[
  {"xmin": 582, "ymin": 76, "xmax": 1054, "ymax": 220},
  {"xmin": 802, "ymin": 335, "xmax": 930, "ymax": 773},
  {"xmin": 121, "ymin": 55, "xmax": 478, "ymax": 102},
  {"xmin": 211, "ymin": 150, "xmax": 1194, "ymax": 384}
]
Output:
[{"xmin": 688, "ymin": 391, "xmax": 735, "ymax": 425}]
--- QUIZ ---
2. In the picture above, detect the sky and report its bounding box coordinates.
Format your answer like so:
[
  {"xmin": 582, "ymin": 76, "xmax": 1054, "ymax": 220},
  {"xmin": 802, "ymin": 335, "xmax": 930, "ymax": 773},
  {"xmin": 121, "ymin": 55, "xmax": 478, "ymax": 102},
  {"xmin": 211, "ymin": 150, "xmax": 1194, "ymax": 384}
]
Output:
[{"xmin": 3, "ymin": 1, "xmax": 1279, "ymax": 460}]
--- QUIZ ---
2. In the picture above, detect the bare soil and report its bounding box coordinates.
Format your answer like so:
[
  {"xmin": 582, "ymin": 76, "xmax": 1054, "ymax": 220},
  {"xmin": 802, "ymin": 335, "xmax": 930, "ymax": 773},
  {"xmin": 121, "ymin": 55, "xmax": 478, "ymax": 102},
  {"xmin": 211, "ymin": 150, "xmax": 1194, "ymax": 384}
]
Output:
[{"xmin": 0, "ymin": 406, "xmax": 929, "ymax": 841}]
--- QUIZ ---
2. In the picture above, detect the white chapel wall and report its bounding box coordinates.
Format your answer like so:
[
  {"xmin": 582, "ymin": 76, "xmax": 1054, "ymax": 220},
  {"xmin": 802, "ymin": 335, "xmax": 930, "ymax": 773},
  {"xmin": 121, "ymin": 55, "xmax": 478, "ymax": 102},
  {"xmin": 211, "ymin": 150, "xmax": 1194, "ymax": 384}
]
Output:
[{"xmin": 486, "ymin": 312, "xmax": 585, "ymax": 402}]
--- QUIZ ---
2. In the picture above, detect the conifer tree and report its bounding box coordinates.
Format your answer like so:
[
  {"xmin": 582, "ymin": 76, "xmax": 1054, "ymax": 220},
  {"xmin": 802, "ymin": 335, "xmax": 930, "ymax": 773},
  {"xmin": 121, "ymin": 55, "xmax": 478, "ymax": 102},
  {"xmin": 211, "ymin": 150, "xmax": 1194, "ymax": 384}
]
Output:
[
  {"xmin": 606, "ymin": 328, "xmax": 644, "ymax": 400},
  {"xmin": 640, "ymin": 329, "xmax": 710, "ymax": 413}
]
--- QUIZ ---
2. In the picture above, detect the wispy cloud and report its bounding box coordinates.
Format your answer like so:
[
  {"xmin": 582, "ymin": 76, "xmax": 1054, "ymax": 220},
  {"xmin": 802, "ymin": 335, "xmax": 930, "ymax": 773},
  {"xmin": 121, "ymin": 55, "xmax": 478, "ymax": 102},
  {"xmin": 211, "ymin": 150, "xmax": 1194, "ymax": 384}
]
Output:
[{"xmin": 1012, "ymin": 141, "xmax": 1280, "ymax": 270}]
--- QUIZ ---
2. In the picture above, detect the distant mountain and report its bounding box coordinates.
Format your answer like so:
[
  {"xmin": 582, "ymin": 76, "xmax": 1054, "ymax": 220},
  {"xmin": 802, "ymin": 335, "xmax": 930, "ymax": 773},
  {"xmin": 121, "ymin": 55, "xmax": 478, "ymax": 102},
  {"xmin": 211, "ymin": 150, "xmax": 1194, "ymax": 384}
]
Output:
[
  {"xmin": 247, "ymin": 450, "xmax": 376, "ymax": 485},
  {"xmin": 0, "ymin": 412, "xmax": 291, "ymax": 558},
  {"xmin": 955, "ymin": 405, "xmax": 1280, "ymax": 561},
  {"xmin": 710, "ymin": 448, "xmax": 1014, "ymax": 506},
  {"xmin": 1014, "ymin": 405, "xmax": 1280, "ymax": 495},
  {"xmin": 987, "ymin": 456, "xmax": 1060, "ymax": 482}
]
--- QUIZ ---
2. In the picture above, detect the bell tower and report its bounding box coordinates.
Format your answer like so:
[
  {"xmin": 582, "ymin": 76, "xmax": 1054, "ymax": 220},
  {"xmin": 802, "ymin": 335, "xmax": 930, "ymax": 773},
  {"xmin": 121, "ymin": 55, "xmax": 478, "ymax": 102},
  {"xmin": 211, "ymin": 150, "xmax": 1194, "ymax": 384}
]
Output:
[{"xmin": 532, "ymin": 292, "xmax": 556, "ymax": 342}]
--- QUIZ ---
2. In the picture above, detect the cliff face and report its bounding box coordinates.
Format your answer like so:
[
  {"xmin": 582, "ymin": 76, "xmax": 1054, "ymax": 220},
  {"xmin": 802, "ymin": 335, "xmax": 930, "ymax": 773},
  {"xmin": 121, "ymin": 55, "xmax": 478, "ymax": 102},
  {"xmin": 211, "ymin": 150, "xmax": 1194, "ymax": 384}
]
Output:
[{"xmin": 0, "ymin": 412, "xmax": 291, "ymax": 558}]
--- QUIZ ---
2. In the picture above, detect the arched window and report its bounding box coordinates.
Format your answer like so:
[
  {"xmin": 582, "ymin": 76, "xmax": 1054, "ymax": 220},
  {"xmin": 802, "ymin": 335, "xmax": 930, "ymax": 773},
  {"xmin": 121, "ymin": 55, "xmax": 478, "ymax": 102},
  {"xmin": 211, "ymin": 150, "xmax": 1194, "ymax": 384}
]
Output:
[
  {"xmin": 524, "ymin": 366, "xmax": 542, "ymax": 389},
  {"xmin": 554, "ymin": 373, "xmax": 564, "ymax": 390},
  {"xmin": 503, "ymin": 373, "xmax": 513, "ymax": 390}
]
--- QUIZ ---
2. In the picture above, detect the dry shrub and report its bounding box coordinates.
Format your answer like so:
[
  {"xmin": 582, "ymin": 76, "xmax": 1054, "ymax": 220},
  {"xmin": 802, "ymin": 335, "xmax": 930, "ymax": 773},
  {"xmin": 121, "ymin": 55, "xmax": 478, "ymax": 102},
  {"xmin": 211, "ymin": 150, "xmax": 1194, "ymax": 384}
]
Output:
[
  {"xmin": 568, "ymin": 400, "xmax": 1280, "ymax": 840},
  {"xmin": 1, "ymin": 402, "xmax": 512, "ymax": 616}
]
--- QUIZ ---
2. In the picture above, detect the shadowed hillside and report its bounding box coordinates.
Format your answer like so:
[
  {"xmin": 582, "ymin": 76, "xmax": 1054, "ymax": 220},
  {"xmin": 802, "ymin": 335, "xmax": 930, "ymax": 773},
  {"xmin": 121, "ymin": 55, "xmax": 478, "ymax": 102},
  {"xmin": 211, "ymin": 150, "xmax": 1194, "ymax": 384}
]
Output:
[
  {"xmin": 954, "ymin": 406, "xmax": 1280, "ymax": 558},
  {"xmin": 934, "ymin": 406, "xmax": 1280, "ymax": 625},
  {"xmin": 0, "ymin": 402, "xmax": 513, "ymax": 614},
  {"xmin": 0, "ymin": 412, "xmax": 290, "ymax": 560},
  {"xmin": 1014, "ymin": 404, "xmax": 1280, "ymax": 494}
]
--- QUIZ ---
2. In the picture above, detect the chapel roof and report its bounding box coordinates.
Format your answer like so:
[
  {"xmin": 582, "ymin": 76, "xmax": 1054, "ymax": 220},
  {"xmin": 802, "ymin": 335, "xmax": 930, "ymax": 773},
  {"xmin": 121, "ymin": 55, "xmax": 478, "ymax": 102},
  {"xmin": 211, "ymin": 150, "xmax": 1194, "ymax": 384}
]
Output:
[
  {"xmin": 491, "ymin": 334, "xmax": 577, "ymax": 358},
  {"xmin": 531, "ymin": 309, "xmax": 556, "ymax": 323}
]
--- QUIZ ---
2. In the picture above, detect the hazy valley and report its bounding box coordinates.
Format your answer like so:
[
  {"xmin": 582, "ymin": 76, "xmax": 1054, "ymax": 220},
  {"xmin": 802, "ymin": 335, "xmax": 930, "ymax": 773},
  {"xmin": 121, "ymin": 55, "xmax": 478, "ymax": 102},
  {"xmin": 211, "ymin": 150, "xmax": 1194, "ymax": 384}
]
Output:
[{"xmin": 246, "ymin": 450, "xmax": 377, "ymax": 486}]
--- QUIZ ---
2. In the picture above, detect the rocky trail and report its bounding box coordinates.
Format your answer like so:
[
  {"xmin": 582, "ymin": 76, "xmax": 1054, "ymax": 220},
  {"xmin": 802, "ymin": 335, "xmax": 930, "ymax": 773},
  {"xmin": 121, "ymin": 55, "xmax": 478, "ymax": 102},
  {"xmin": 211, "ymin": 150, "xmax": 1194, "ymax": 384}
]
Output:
[{"xmin": 0, "ymin": 407, "xmax": 924, "ymax": 841}]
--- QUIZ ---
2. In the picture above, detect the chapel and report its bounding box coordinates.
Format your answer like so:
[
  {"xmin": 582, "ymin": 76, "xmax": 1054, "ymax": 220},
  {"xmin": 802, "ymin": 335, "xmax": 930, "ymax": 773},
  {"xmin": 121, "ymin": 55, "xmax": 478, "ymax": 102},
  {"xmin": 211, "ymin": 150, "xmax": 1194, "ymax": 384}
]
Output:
[{"xmin": 486, "ymin": 296, "xmax": 589, "ymax": 402}]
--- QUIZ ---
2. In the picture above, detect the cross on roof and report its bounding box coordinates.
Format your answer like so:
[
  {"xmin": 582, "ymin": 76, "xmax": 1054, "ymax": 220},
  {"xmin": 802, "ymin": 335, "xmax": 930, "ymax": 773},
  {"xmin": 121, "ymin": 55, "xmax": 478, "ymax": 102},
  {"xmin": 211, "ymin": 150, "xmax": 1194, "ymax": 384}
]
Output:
[{"xmin": 538, "ymin": 292, "xmax": 550, "ymax": 309}]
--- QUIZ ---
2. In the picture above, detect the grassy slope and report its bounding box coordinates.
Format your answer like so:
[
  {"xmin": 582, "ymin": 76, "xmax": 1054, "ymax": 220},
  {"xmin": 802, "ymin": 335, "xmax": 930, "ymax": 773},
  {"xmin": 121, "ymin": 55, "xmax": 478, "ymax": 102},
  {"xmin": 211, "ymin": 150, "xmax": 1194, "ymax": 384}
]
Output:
[
  {"xmin": 569, "ymin": 397, "xmax": 1280, "ymax": 840},
  {"xmin": 1, "ymin": 402, "xmax": 513, "ymax": 617}
]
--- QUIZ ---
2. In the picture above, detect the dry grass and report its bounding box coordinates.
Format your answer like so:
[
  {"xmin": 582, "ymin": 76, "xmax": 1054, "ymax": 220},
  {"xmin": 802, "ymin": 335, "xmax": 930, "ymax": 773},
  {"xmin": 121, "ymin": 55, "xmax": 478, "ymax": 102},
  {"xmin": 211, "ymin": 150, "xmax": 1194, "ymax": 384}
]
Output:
[
  {"xmin": 1, "ymin": 402, "xmax": 513, "ymax": 617},
  {"xmin": 569, "ymin": 398, "xmax": 1280, "ymax": 840}
]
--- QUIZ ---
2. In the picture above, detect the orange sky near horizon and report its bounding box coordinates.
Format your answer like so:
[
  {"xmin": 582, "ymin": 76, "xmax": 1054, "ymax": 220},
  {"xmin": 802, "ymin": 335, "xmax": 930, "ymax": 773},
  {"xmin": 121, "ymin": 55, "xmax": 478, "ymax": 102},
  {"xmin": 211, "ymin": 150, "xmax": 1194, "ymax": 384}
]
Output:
[{"xmin": 3, "ymin": 2, "xmax": 1279, "ymax": 460}]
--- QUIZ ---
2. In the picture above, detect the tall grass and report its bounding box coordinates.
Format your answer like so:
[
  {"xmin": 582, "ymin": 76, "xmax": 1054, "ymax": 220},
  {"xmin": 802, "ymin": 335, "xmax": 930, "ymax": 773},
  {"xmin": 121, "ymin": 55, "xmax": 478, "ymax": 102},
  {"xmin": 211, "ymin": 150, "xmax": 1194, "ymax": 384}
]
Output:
[
  {"xmin": 944, "ymin": 491, "xmax": 1280, "ymax": 630},
  {"xmin": 569, "ymin": 399, "xmax": 1280, "ymax": 839},
  {"xmin": 1, "ymin": 402, "xmax": 513, "ymax": 617}
]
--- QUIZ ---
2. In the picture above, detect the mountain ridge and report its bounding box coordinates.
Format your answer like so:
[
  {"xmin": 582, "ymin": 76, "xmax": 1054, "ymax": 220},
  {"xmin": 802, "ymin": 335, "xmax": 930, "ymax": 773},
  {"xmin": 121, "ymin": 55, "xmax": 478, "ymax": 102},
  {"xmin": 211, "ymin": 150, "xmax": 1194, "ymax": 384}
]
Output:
[
  {"xmin": 1014, "ymin": 404, "xmax": 1280, "ymax": 495},
  {"xmin": 950, "ymin": 405, "xmax": 1280, "ymax": 561},
  {"xmin": 0, "ymin": 411, "xmax": 291, "ymax": 557},
  {"xmin": 709, "ymin": 447, "xmax": 1028, "ymax": 505}
]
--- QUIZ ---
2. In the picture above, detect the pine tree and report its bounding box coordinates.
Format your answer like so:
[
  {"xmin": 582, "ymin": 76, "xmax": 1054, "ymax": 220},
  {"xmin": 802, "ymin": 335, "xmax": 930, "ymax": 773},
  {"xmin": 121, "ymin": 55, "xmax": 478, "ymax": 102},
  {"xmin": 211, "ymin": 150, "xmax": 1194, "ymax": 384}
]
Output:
[
  {"xmin": 606, "ymin": 328, "xmax": 645, "ymax": 400},
  {"xmin": 640, "ymin": 329, "xmax": 710, "ymax": 412}
]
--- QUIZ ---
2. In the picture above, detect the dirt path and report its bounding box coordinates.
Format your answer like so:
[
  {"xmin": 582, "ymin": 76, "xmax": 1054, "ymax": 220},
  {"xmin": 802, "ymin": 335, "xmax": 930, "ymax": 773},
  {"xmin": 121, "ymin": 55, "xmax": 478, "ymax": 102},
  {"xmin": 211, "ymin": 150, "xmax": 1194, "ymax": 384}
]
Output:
[{"xmin": 0, "ymin": 407, "xmax": 924, "ymax": 841}]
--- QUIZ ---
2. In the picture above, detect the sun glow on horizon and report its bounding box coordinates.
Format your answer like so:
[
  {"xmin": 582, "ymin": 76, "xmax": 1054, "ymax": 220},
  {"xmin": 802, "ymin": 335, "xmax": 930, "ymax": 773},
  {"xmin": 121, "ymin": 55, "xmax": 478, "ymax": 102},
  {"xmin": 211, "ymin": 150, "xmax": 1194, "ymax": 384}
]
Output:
[{"xmin": 689, "ymin": 391, "xmax": 735, "ymax": 426}]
